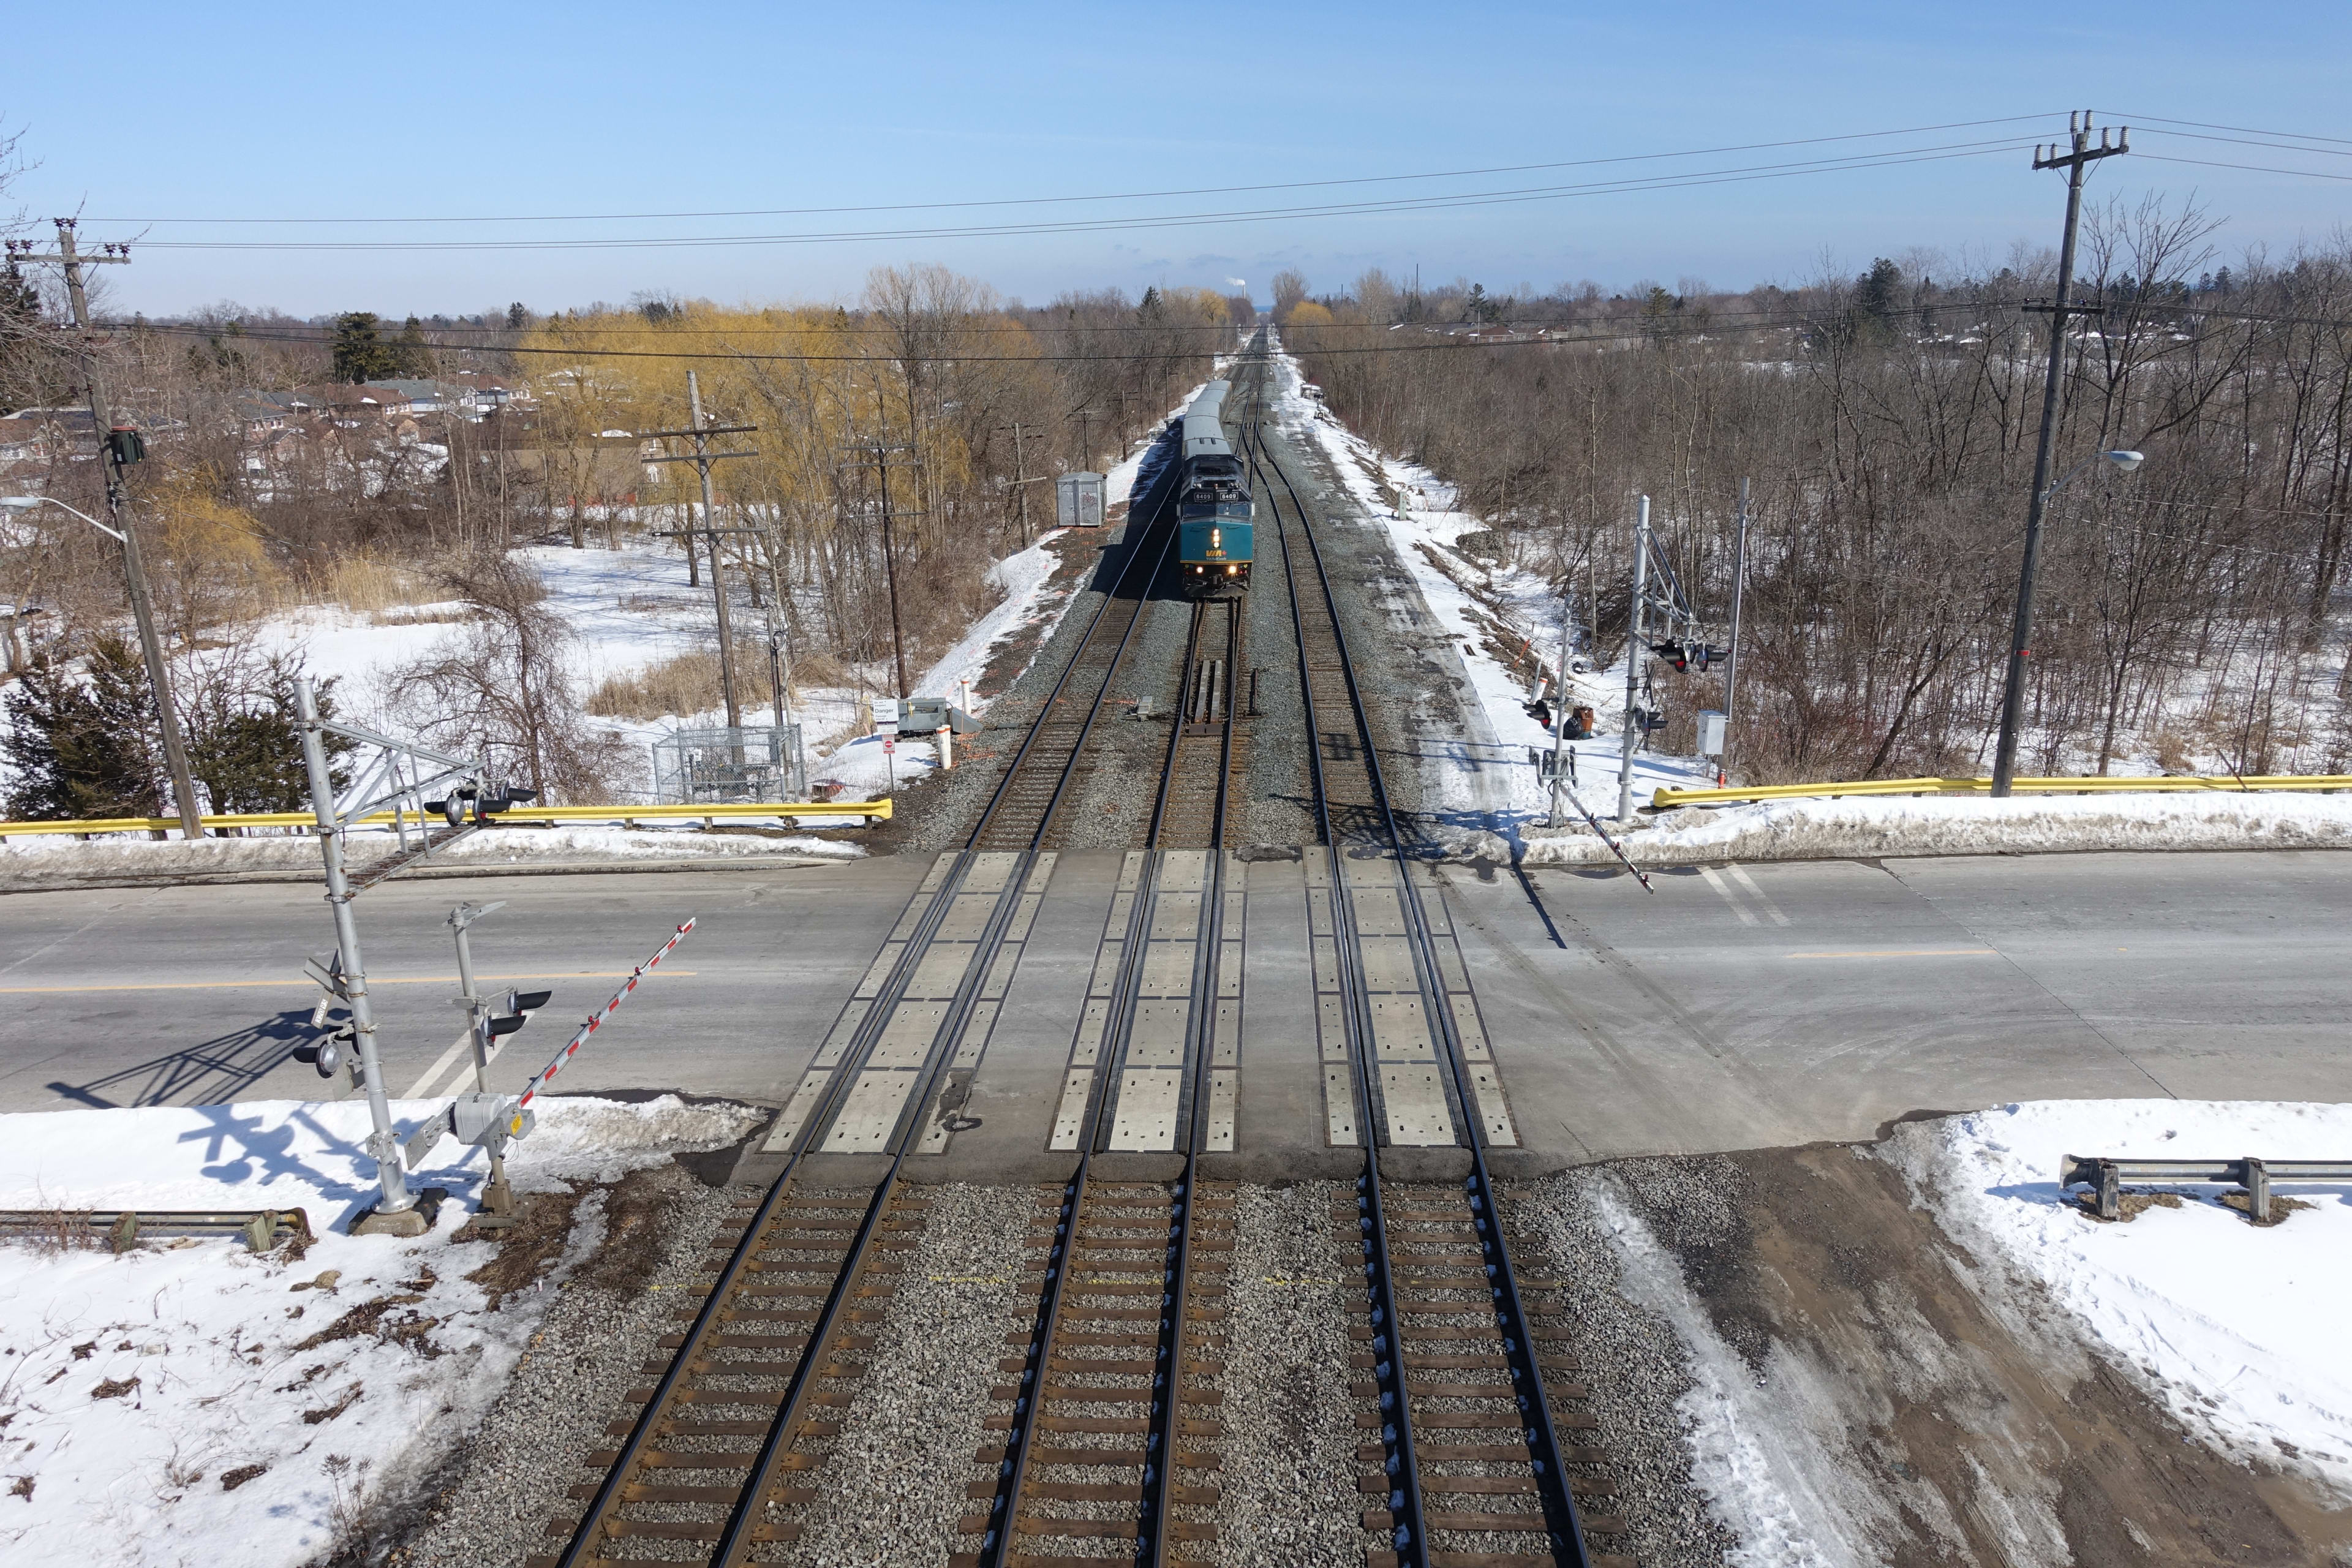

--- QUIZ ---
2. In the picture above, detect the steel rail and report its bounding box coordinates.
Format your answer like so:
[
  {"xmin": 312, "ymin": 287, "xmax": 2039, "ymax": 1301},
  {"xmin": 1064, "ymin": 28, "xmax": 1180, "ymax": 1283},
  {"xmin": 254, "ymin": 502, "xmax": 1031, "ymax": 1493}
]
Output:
[
  {"xmin": 1243, "ymin": 348, "xmax": 1434, "ymax": 1568},
  {"xmin": 1257, "ymin": 378, "xmax": 1593, "ymax": 1567},
  {"xmin": 981, "ymin": 393, "xmax": 1248, "ymax": 1567},
  {"xmin": 971, "ymin": 843, "xmax": 1164, "ymax": 1567},
  {"xmin": 1134, "ymin": 387, "xmax": 1248, "ymax": 1568},
  {"xmin": 717, "ymin": 453, "xmax": 1196, "ymax": 1567},
  {"xmin": 564, "ymin": 429, "xmax": 1187, "ymax": 1568},
  {"xmin": 967, "ymin": 447, "xmax": 1183, "ymax": 851},
  {"xmin": 554, "ymin": 848, "xmax": 992, "ymax": 1567}
]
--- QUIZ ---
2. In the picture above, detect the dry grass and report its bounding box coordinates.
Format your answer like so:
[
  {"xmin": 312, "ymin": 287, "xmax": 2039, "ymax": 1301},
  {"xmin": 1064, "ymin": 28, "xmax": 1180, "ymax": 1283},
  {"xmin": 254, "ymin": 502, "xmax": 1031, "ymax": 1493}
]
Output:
[
  {"xmin": 308, "ymin": 551, "xmax": 437, "ymax": 615},
  {"xmin": 1, "ymin": 1206, "xmax": 100, "ymax": 1254},
  {"xmin": 370, "ymin": 605, "xmax": 474, "ymax": 628},
  {"xmin": 587, "ymin": 647, "xmax": 777, "ymax": 720}
]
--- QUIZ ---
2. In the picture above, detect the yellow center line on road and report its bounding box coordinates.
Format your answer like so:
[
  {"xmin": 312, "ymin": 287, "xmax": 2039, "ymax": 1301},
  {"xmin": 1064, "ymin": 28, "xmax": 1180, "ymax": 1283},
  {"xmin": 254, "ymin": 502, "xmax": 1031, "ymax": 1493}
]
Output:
[
  {"xmin": 1785, "ymin": 949, "xmax": 1997, "ymax": 960},
  {"xmin": 0, "ymin": 970, "xmax": 699, "ymax": 995}
]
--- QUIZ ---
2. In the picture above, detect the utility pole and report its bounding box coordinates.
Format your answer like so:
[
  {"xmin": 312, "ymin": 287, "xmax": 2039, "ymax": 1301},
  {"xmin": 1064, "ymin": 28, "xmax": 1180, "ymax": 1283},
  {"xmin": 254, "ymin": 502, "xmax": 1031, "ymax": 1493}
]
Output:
[
  {"xmin": 9, "ymin": 221, "xmax": 203, "ymax": 836},
  {"xmin": 641, "ymin": 373, "xmax": 758, "ymax": 729},
  {"xmin": 1992, "ymin": 110, "xmax": 2128, "ymax": 797},
  {"xmin": 1722, "ymin": 477, "xmax": 1751, "ymax": 782},
  {"xmin": 839, "ymin": 439, "xmax": 924, "ymax": 698},
  {"xmin": 1072, "ymin": 407, "xmax": 1098, "ymax": 474},
  {"xmin": 1617, "ymin": 496, "xmax": 1649, "ymax": 826},
  {"xmin": 997, "ymin": 421, "xmax": 1045, "ymax": 545}
]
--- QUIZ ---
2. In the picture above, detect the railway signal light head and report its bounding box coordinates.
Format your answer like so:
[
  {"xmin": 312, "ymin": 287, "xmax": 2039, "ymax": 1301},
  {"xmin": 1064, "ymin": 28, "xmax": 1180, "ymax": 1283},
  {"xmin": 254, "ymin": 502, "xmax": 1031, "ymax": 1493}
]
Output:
[{"xmin": 295, "ymin": 1024, "xmax": 355, "ymax": 1079}]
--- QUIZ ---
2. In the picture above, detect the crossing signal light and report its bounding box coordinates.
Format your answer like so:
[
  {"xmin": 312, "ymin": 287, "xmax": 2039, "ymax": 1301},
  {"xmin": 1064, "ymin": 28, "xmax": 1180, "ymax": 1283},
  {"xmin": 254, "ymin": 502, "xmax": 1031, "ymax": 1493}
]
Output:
[
  {"xmin": 505, "ymin": 989, "xmax": 553, "ymax": 1013},
  {"xmin": 294, "ymin": 1023, "xmax": 355, "ymax": 1079},
  {"xmin": 1650, "ymin": 640, "xmax": 1688, "ymax": 672}
]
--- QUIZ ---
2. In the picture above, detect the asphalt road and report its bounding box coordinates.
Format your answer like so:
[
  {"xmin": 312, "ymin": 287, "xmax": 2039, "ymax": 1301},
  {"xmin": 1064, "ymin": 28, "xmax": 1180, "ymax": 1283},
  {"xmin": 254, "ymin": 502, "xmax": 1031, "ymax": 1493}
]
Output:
[{"xmin": 0, "ymin": 849, "xmax": 2343, "ymax": 1171}]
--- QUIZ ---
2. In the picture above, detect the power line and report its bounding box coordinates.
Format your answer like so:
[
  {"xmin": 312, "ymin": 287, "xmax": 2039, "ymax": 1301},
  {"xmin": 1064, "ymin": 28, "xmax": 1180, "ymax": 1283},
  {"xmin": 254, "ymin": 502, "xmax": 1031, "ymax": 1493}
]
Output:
[
  {"xmin": 2131, "ymin": 153, "xmax": 2352, "ymax": 184},
  {"xmin": 2098, "ymin": 111, "xmax": 2352, "ymax": 149},
  {"xmin": 85, "ymin": 115, "xmax": 2067, "ymax": 227},
  {"xmin": 2128, "ymin": 128, "xmax": 2352, "ymax": 160},
  {"xmin": 125, "ymin": 137, "xmax": 2048, "ymax": 252}
]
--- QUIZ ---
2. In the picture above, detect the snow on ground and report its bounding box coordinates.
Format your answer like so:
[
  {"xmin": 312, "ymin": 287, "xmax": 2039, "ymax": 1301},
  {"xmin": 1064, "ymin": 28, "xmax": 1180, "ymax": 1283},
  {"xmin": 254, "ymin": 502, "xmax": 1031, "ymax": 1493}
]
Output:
[
  {"xmin": 0, "ymin": 821, "xmax": 862, "ymax": 886},
  {"xmin": 1520, "ymin": 788, "xmax": 2352, "ymax": 865},
  {"xmin": 1267, "ymin": 339, "xmax": 2352, "ymax": 865},
  {"xmin": 1593, "ymin": 1185, "xmax": 1864, "ymax": 1568},
  {"xmin": 911, "ymin": 529, "xmax": 1076, "ymax": 715},
  {"xmin": 1891, "ymin": 1100, "xmax": 2352, "ymax": 1499},
  {"xmin": 1264, "ymin": 341, "xmax": 1708, "ymax": 831},
  {"xmin": 0, "ymin": 1095, "xmax": 758, "ymax": 1568}
]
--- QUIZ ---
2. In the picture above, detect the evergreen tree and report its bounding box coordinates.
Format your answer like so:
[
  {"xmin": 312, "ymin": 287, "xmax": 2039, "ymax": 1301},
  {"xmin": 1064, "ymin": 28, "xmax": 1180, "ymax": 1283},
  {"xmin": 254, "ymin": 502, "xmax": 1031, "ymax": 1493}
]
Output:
[
  {"xmin": 505, "ymin": 301, "xmax": 529, "ymax": 331},
  {"xmin": 390, "ymin": 314, "xmax": 432, "ymax": 377},
  {"xmin": 1854, "ymin": 258, "xmax": 1904, "ymax": 337},
  {"xmin": 1, "ymin": 638, "xmax": 163, "ymax": 820},
  {"xmin": 330, "ymin": 311, "xmax": 398, "ymax": 383},
  {"xmin": 182, "ymin": 651, "xmax": 352, "ymax": 812}
]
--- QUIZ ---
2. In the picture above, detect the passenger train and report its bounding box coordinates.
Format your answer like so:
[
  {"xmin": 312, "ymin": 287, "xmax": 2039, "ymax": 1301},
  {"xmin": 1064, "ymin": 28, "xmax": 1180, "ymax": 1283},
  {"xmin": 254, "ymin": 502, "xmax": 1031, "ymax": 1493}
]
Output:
[{"xmin": 1174, "ymin": 380, "xmax": 1253, "ymax": 597}]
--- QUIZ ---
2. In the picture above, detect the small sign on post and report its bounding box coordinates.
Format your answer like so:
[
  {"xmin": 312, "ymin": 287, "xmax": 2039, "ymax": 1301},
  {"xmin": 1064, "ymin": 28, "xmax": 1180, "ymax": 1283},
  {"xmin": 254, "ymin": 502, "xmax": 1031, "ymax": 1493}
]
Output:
[{"xmin": 1056, "ymin": 470, "xmax": 1106, "ymax": 529}]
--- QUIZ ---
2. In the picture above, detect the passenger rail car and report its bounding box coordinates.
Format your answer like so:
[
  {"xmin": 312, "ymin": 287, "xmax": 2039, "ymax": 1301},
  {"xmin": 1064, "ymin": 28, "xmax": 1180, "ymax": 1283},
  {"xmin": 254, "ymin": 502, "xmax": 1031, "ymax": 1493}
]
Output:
[{"xmin": 1175, "ymin": 380, "xmax": 1253, "ymax": 597}]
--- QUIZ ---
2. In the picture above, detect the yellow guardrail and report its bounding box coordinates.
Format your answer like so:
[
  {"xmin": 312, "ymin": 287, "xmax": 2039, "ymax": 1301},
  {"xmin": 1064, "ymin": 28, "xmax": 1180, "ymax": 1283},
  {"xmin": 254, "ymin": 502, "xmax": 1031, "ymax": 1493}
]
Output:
[
  {"xmin": 1652, "ymin": 774, "xmax": 2352, "ymax": 809},
  {"xmin": 0, "ymin": 799, "xmax": 891, "ymax": 840}
]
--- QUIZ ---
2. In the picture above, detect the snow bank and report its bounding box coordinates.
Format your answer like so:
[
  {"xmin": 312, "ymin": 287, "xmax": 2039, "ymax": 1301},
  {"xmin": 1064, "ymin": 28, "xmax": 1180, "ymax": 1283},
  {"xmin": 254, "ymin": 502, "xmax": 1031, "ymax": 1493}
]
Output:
[
  {"xmin": 0, "ymin": 1095, "xmax": 757, "ymax": 1567},
  {"xmin": 1519, "ymin": 790, "xmax": 2352, "ymax": 865},
  {"xmin": 1891, "ymin": 1100, "xmax": 2352, "ymax": 1496},
  {"xmin": 0, "ymin": 821, "xmax": 861, "ymax": 885}
]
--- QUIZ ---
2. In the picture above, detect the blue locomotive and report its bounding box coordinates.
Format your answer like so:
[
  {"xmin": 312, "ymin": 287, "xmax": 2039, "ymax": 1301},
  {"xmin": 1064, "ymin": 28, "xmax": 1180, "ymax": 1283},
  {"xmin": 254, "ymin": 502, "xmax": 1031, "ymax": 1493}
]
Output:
[{"xmin": 1175, "ymin": 380, "xmax": 1251, "ymax": 597}]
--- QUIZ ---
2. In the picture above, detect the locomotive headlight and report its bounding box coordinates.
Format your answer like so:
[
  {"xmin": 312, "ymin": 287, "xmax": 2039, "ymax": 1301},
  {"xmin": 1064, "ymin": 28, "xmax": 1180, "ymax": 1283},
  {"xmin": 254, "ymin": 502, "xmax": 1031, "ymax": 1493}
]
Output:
[
  {"xmin": 1226, "ymin": 564, "xmax": 1238, "ymax": 575},
  {"xmin": 1210, "ymin": 527, "xmax": 1221, "ymax": 549}
]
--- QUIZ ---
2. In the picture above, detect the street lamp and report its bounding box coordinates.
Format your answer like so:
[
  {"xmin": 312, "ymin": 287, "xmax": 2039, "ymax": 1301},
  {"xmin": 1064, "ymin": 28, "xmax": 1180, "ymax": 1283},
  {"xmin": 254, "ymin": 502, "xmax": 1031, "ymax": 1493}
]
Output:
[
  {"xmin": 0, "ymin": 494, "xmax": 206, "ymax": 834},
  {"xmin": 1989, "ymin": 450, "xmax": 2146, "ymax": 796}
]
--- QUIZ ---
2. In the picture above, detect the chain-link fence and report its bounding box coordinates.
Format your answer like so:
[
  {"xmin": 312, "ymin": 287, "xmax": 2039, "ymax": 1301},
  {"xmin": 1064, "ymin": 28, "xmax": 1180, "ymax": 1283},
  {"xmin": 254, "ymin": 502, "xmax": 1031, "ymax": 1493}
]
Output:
[{"xmin": 649, "ymin": 725, "xmax": 807, "ymax": 804}]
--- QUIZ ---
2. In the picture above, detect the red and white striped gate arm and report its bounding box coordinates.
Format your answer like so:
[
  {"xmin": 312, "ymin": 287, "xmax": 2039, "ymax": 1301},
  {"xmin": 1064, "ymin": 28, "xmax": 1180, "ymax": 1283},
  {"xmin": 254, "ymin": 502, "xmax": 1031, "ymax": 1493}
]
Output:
[{"xmin": 517, "ymin": 918, "xmax": 696, "ymax": 1109}]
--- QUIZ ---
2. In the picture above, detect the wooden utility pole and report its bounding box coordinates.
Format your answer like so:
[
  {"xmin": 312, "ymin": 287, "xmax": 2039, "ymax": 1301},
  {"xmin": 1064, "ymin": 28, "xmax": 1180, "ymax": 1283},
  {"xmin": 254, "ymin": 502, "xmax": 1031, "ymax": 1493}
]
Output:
[
  {"xmin": 10, "ymin": 221, "xmax": 204, "ymax": 835},
  {"xmin": 997, "ymin": 421, "xmax": 1045, "ymax": 544},
  {"xmin": 641, "ymin": 372, "xmax": 758, "ymax": 728},
  {"xmin": 839, "ymin": 439, "xmax": 924, "ymax": 698},
  {"xmin": 1992, "ymin": 110, "xmax": 2128, "ymax": 796}
]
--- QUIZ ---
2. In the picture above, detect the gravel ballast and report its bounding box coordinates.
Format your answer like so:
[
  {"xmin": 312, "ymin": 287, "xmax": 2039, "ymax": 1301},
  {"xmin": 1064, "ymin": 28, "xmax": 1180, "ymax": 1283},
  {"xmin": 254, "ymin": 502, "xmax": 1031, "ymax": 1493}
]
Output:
[
  {"xmin": 788, "ymin": 1183, "xmax": 1038, "ymax": 1566},
  {"xmin": 1218, "ymin": 1180, "xmax": 1361, "ymax": 1566},
  {"xmin": 390, "ymin": 1164, "xmax": 739, "ymax": 1568},
  {"xmin": 385, "ymin": 1174, "xmax": 1735, "ymax": 1567}
]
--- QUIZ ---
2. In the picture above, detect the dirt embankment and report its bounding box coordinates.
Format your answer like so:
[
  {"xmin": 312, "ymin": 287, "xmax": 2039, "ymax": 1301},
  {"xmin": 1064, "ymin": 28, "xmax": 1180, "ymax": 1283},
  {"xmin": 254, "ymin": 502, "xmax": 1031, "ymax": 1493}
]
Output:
[{"xmin": 1580, "ymin": 1145, "xmax": 2352, "ymax": 1566}]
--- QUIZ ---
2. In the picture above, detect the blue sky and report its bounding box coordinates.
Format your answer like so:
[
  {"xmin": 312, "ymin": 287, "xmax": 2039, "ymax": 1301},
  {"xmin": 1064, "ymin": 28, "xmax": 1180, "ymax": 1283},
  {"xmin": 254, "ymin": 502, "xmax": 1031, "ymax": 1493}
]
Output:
[{"xmin": 5, "ymin": 1, "xmax": 2347, "ymax": 318}]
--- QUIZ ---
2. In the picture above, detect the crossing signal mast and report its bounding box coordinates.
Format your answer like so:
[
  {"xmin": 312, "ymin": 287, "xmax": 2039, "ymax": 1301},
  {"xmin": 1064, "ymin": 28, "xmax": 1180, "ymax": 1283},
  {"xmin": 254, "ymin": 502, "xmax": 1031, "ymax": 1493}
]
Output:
[
  {"xmin": 1616, "ymin": 497, "xmax": 1724, "ymax": 823},
  {"xmin": 290, "ymin": 677, "xmax": 533, "ymax": 1235}
]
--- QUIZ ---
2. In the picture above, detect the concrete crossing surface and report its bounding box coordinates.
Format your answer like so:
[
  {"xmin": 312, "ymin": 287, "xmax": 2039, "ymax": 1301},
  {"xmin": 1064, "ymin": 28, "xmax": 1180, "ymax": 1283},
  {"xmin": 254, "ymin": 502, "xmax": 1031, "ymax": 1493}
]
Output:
[{"xmin": 1, "ymin": 850, "xmax": 2346, "ymax": 1183}]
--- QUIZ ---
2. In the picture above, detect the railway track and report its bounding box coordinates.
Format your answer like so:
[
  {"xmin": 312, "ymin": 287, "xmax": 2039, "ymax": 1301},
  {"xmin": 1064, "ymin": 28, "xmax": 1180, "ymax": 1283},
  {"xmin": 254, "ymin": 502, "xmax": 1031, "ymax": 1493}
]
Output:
[
  {"xmin": 956, "ymin": 441, "xmax": 1248, "ymax": 1564},
  {"xmin": 1150, "ymin": 595, "xmax": 1245, "ymax": 850},
  {"xmin": 1239, "ymin": 344, "xmax": 1627, "ymax": 1568},
  {"xmin": 549, "ymin": 341, "xmax": 1624, "ymax": 1568},
  {"xmin": 547, "ymin": 429, "xmax": 1192, "ymax": 1568},
  {"xmin": 968, "ymin": 451, "xmax": 1182, "ymax": 853}
]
